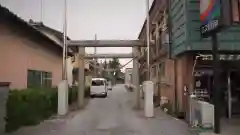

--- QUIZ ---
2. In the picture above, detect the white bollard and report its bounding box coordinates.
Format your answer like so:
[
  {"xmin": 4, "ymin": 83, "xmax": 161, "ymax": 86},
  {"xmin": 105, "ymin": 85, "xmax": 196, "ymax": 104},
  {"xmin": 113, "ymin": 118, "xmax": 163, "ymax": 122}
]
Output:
[
  {"xmin": 143, "ymin": 81, "xmax": 154, "ymax": 117},
  {"xmin": 58, "ymin": 80, "xmax": 68, "ymax": 116}
]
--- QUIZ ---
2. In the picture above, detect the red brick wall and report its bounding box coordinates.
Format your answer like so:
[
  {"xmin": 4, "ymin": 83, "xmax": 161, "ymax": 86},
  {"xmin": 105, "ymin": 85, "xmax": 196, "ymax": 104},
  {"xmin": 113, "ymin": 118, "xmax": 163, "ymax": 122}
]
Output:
[
  {"xmin": 158, "ymin": 58, "xmax": 175, "ymax": 110},
  {"xmin": 175, "ymin": 54, "xmax": 194, "ymax": 115}
]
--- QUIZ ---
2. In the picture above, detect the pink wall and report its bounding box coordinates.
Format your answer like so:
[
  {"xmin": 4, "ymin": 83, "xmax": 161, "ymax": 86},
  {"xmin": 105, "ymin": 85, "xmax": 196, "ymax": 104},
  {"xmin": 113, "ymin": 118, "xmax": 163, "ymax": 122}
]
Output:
[{"xmin": 0, "ymin": 24, "xmax": 62, "ymax": 89}]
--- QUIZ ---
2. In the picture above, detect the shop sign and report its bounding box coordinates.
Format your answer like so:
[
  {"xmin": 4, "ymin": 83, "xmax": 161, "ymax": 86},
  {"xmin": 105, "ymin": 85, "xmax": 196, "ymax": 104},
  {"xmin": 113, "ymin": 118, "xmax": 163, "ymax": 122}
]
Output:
[
  {"xmin": 199, "ymin": 54, "xmax": 240, "ymax": 61},
  {"xmin": 200, "ymin": 0, "xmax": 231, "ymax": 37},
  {"xmin": 194, "ymin": 70, "xmax": 213, "ymax": 76}
]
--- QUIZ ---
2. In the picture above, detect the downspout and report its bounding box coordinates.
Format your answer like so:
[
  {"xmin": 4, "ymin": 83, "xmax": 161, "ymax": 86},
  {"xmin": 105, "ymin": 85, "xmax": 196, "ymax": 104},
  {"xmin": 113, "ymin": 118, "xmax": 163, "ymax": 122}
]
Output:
[{"xmin": 167, "ymin": 0, "xmax": 178, "ymax": 114}]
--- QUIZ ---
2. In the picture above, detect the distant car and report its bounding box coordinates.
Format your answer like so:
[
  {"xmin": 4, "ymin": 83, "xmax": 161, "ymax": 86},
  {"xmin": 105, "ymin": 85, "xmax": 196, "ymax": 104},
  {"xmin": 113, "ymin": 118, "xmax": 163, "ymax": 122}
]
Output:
[{"xmin": 90, "ymin": 78, "xmax": 108, "ymax": 98}]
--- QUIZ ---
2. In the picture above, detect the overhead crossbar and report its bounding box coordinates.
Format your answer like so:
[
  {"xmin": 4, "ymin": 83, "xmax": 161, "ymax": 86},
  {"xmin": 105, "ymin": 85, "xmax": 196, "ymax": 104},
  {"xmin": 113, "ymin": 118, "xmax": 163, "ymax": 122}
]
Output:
[
  {"xmin": 67, "ymin": 40, "xmax": 146, "ymax": 47},
  {"xmin": 84, "ymin": 53, "xmax": 134, "ymax": 58}
]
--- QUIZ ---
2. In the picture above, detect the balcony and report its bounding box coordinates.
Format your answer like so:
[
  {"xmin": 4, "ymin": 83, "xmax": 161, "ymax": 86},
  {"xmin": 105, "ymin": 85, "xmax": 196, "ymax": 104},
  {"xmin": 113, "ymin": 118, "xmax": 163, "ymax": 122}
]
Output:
[
  {"xmin": 155, "ymin": 29, "xmax": 170, "ymax": 60},
  {"xmin": 138, "ymin": 47, "xmax": 155, "ymax": 64}
]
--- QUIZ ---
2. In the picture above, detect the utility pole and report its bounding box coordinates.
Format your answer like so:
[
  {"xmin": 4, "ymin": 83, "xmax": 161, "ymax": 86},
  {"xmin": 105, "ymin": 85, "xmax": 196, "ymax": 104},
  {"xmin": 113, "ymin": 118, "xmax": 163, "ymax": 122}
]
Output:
[
  {"xmin": 40, "ymin": 0, "xmax": 43, "ymax": 22},
  {"xmin": 146, "ymin": 0, "xmax": 150, "ymax": 80},
  {"xmin": 94, "ymin": 34, "xmax": 97, "ymax": 77},
  {"xmin": 62, "ymin": 0, "xmax": 67, "ymax": 80},
  {"xmin": 212, "ymin": 33, "xmax": 220, "ymax": 134},
  {"xmin": 58, "ymin": 0, "xmax": 68, "ymax": 116}
]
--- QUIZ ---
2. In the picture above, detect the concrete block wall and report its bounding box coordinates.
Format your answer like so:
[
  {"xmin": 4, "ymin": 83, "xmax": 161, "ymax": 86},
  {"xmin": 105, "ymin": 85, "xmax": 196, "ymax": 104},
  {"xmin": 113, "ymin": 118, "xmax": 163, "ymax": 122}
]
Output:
[{"xmin": 0, "ymin": 83, "xmax": 9, "ymax": 134}]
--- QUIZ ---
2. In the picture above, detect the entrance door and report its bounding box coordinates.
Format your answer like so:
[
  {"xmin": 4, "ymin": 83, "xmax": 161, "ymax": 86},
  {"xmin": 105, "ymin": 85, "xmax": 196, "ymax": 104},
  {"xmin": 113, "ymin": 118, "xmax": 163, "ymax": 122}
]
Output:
[{"xmin": 229, "ymin": 71, "xmax": 240, "ymax": 117}]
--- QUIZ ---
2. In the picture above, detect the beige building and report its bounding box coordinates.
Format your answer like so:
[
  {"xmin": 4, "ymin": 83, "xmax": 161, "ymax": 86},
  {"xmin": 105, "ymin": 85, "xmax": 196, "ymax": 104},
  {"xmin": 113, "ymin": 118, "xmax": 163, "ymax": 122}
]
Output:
[{"xmin": 0, "ymin": 5, "xmax": 73, "ymax": 89}]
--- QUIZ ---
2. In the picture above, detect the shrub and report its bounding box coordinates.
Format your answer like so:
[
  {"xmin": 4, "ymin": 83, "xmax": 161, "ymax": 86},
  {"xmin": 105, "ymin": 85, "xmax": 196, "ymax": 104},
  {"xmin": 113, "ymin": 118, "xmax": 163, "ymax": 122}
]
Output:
[
  {"xmin": 5, "ymin": 86, "xmax": 88, "ymax": 132},
  {"xmin": 5, "ymin": 88, "xmax": 57, "ymax": 132},
  {"xmin": 68, "ymin": 86, "xmax": 77, "ymax": 104}
]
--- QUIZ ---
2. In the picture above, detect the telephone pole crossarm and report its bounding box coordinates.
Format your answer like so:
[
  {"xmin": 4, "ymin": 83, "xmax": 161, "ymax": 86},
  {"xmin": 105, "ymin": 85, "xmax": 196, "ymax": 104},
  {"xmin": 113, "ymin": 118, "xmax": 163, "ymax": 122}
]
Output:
[
  {"xmin": 84, "ymin": 53, "xmax": 135, "ymax": 58},
  {"xmin": 67, "ymin": 40, "xmax": 146, "ymax": 47}
]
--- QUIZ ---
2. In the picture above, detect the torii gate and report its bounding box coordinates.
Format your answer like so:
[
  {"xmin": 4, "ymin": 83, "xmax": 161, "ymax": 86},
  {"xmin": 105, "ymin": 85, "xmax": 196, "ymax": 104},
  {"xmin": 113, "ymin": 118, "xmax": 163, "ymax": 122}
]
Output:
[
  {"xmin": 68, "ymin": 40, "xmax": 146, "ymax": 110},
  {"xmin": 58, "ymin": 0, "xmax": 151, "ymax": 116}
]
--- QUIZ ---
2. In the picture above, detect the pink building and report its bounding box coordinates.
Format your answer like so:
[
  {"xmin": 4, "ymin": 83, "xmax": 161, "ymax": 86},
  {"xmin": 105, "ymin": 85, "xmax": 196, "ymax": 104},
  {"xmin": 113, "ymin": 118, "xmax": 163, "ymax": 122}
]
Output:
[{"xmin": 0, "ymin": 5, "xmax": 72, "ymax": 89}]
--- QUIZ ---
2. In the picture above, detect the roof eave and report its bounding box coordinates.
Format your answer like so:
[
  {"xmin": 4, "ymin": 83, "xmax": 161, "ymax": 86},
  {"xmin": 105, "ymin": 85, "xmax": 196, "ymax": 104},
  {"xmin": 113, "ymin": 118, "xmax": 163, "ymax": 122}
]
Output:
[{"xmin": 137, "ymin": 0, "xmax": 157, "ymax": 39}]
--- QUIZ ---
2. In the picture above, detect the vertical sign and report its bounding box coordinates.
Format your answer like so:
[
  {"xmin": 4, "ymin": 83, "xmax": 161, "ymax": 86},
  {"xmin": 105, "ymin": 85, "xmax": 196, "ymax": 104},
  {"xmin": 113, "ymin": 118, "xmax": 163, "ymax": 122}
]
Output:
[
  {"xmin": 200, "ymin": 0, "xmax": 221, "ymax": 37},
  {"xmin": 200, "ymin": 0, "xmax": 231, "ymax": 37},
  {"xmin": 199, "ymin": 0, "xmax": 231, "ymax": 133}
]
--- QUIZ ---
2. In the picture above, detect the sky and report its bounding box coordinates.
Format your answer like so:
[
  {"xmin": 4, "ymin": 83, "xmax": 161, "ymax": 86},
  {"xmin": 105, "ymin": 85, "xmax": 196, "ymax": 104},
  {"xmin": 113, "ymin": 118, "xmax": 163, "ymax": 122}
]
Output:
[{"xmin": 1, "ymin": 0, "xmax": 153, "ymax": 69}]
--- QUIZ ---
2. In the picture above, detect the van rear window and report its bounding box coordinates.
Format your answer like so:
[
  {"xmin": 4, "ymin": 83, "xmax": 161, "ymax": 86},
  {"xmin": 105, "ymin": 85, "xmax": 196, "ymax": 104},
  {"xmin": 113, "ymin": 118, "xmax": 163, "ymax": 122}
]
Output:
[{"xmin": 92, "ymin": 80, "xmax": 104, "ymax": 86}]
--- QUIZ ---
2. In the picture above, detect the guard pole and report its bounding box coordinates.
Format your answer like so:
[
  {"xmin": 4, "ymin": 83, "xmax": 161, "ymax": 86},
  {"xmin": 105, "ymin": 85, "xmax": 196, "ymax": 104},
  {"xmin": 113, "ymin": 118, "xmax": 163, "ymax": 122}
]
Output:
[
  {"xmin": 212, "ymin": 33, "xmax": 221, "ymax": 134},
  {"xmin": 78, "ymin": 47, "xmax": 85, "ymax": 108},
  {"xmin": 94, "ymin": 34, "xmax": 98, "ymax": 77}
]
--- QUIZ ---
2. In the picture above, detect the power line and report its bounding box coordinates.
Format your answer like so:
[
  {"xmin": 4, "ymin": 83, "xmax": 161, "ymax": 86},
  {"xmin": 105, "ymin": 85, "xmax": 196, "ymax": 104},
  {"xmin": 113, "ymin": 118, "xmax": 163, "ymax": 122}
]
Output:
[{"xmin": 40, "ymin": 0, "xmax": 43, "ymax": 22}]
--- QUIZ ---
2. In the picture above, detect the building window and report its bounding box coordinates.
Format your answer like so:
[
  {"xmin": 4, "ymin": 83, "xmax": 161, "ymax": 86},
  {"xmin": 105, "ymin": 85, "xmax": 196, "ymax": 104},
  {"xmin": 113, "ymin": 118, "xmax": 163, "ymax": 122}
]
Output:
[
  {"xmin": 27, "ymin": 70, "xmax": 52, "ymax": 88},
  {"xmin": 158, "ymin": 62, "xmax": 165, "ymax": 77},
  {"xmin": 231, "ymin": 0, "xmax": 240, "ymax": 23},
  {"xmin": 151, "ymin": 66, "xmax": 157, "ymax": 78}
]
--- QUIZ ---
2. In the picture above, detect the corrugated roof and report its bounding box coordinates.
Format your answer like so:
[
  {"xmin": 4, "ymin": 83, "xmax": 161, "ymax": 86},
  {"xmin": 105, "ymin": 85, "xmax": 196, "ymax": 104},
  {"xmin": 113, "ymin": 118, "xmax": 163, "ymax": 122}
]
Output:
[
  {"xmin": 137, "ymin": 0, "xmax": 166, "ymax": 39},
  {"xmin": 0, "ymin": 4, "xmax": 73, "ymax": 56}
]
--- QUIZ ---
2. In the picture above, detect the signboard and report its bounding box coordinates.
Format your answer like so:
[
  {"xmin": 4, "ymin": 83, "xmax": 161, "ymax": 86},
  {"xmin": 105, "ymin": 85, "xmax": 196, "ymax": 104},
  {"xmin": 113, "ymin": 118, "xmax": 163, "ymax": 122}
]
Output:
[
  {"xmin": 200, "ymin": 0, "xmax": 231, "ymax": 37},
  {"xmin": 198, "ymin": 54, "xmax": 240, "ymax": 61}
]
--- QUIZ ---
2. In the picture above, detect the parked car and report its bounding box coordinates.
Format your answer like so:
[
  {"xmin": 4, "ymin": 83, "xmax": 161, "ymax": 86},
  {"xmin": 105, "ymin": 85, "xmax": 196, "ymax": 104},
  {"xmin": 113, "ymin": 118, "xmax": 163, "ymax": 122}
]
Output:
[{"xmin": 90, "ymin": 78, "xmax": 108, "ymax": 98}]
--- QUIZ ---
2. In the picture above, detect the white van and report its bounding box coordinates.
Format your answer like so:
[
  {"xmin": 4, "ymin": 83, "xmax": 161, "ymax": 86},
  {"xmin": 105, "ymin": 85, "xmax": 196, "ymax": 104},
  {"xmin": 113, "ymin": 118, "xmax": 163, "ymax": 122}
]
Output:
[{"xmin": 90, "ymin": 78, "xmax": 108, "ymax": 98}]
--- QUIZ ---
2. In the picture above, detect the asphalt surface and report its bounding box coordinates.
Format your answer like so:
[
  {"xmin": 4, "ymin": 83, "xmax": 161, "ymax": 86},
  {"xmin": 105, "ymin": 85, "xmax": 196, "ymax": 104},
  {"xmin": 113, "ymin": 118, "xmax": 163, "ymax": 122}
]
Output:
[{"xmin": 7, "ymin": 84, "xmax": 193, "ymax": 135}]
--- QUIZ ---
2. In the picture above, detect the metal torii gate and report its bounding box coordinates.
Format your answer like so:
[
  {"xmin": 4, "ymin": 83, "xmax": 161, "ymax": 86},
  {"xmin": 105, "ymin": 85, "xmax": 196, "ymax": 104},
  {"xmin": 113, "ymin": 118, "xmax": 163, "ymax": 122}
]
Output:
[{"xmin": 68, "ymin": 39, "xmax": 146, "ymax": 109}]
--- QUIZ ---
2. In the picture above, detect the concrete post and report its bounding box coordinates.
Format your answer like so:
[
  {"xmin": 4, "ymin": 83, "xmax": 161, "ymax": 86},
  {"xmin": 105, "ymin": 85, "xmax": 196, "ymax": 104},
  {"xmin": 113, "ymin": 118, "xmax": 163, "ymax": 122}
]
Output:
[
  {"xmin": 58, "ymin": 80, "xmax": 68, "ymax": 115},
  {"xmin": 133, "ymin": 47, "xmax": 140, "ymax": 109},
  {"xmin": 143, "ymin": 81, "xmax": 154, "ymax": 117},
  {"xmin": 78, "ymin": 47, "xmax": 85, "ymax": 108}
]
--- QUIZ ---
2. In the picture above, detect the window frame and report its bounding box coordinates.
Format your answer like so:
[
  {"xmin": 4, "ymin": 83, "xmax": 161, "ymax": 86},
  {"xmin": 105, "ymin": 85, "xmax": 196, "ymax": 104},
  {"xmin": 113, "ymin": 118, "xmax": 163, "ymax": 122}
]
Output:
[
  {"xmin": 158, "ymin": 62, "xmax": 165, "ymax": 77},
  {"xmin": 27, "ymin": 69, "xmax": 52, "ymax": 88}
]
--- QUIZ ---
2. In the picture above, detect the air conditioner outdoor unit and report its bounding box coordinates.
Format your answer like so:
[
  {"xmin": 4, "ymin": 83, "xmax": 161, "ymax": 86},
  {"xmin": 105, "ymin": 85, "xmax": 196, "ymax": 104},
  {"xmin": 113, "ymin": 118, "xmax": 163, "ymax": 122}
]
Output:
[{"xmin": 191, "ymin": 99, "xmax": 214, "ymax": 128}]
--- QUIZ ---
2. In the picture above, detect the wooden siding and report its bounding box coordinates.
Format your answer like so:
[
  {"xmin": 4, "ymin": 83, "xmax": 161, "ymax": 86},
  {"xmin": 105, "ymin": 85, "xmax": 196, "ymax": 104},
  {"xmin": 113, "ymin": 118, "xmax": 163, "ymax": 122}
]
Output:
[{"xmin": 169, "ymin": 0, "xmax": 188, "ymax": 57}]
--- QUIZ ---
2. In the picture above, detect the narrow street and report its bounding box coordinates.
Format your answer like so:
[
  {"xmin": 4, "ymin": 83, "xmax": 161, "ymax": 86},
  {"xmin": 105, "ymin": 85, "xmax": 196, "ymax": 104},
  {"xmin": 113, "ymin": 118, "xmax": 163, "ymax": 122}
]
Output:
[{"xmin": 7, "ymin": 84, "xmax": 193, "ymax": 135}]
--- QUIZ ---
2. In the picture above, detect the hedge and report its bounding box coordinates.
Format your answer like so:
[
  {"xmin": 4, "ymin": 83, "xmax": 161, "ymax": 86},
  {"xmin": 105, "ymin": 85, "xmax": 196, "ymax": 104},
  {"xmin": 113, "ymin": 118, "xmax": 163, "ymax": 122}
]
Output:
[{"xmin": 5, "ymin": 86, "xmax": 86, "ymax": 132}]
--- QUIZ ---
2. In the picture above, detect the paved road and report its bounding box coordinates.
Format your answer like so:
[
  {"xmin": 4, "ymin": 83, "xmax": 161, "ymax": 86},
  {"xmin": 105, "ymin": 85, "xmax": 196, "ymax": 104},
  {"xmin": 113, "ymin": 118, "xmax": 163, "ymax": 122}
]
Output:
[{"xmin": 8, "ymin": 84, "xmax": 193, "ymax": 135}]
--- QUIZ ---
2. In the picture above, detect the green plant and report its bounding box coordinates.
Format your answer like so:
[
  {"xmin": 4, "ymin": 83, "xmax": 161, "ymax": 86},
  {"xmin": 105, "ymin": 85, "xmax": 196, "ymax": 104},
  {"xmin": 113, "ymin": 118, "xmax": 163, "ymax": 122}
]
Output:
[
  {"xmin": 5, "ymin": 88, "xmax": 57, "ymax": 132},
  {"xmin": 68, "ymin": 86, "xmax": 78, "ymax": 104},
  {"xmin": 5, "ymin": 86, "xmax": 89, "ymax": 132}
]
